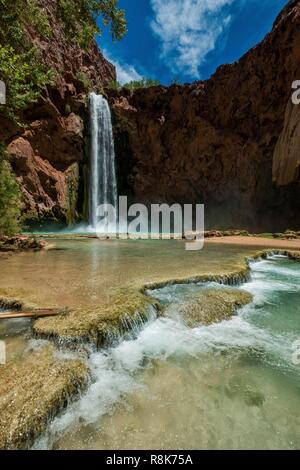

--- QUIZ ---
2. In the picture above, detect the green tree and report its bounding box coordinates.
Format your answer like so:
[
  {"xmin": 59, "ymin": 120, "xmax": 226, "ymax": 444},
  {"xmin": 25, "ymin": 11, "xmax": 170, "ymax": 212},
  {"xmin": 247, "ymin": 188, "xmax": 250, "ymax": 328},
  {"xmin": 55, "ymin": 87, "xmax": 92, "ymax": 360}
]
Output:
[
  {"xmin": 0, "ymin": 145, "xmax": 21, "ymax": 236},
  {"xmin": 57, "ymin": 0, "xmax": 127, "ymax": 48}
]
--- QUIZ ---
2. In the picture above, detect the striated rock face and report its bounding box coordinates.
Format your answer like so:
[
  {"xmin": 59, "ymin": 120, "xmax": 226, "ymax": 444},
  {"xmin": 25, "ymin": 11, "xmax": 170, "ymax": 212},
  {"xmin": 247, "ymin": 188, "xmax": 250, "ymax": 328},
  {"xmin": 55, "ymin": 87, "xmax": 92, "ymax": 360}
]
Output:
[
  {"xmin": 273, "ymin": 100, "xmax": 300, "ymax": 186},
  {"xmin": 0, "ymin": 0, "xmax": 116, "ymax": 224},
  {"xmin": 109, "ymin": 0, "xmax": 300, "ymax": 231}
]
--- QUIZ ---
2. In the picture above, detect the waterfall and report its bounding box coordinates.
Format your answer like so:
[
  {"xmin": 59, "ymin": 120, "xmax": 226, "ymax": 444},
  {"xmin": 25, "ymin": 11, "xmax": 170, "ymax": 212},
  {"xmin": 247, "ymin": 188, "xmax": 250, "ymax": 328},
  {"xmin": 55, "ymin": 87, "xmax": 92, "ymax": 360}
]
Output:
[{"xmin": 89, "ymin": 93, "xmax": 118, "ymax": 230}]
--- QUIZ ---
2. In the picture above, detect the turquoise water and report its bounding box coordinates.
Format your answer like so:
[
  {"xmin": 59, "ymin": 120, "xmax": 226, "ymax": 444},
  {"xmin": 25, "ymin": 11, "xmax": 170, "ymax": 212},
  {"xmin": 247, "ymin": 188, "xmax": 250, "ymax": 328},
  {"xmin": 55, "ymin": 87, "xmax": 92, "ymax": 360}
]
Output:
[
  {"xmin": 34, "ymin": 254, "xmax": 300, "ymax": 450},
  {"xmin": 243, "ymin": 256, "xmax": 300, "ymax": 336}
]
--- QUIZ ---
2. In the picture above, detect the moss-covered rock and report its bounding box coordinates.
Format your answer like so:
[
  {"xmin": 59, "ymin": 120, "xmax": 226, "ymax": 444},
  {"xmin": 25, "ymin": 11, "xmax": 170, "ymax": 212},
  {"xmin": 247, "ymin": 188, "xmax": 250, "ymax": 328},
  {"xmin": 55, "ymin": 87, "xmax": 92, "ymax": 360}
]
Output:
[
  {"xmin": 143, "ymin": 267, "xmax": 251, "ymax": 292},
  {"xmin": 0, "ymin": 347, "xmax": 88, "ymax": 450},
  {"xmin": 33, "ymin": 289, "xmax": 161, "ymax": 347},
  {"xmin": 250, "ymin": 249, "xmax": 300, "ymax": 262},
  {"xmin": 0, "ymin": 297, "xmax": 23, "ymax": 311},
  {"xmin": 172, "ymin": 289, "xmax": 253, "ymax": 327}
]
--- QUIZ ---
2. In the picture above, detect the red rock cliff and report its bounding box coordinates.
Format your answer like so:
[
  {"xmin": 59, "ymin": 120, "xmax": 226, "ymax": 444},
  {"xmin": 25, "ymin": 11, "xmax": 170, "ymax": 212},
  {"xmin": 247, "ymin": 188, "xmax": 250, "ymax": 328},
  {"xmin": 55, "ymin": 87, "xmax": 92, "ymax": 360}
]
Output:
[
  {"xmin": 0, "ymin": 0, "xmax": 116, "ymax": 225},
  {"xmin": 109, "ymin": 0, "xmax": 300, "ymax": 231}
]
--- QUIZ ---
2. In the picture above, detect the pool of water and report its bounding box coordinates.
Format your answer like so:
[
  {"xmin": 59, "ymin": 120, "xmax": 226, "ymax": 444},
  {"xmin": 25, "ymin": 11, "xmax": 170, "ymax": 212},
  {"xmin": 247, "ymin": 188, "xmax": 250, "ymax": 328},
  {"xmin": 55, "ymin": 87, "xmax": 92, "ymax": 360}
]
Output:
[
  {"xmin": 33, "ymin": 254, "xmax": 300, "ymax": 450},
  {"xmin": 0, "ymin": 239, "xmax": 257, "ymax": 363},
  {"xmin": 0, "ymin": 239, "xmax": 258, "ymax": 309}
]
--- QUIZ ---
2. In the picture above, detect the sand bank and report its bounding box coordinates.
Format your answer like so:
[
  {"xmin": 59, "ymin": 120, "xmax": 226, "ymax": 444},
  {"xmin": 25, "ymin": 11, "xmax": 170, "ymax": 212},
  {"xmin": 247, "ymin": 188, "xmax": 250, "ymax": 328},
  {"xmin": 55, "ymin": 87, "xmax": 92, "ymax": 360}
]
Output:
[{"xmin": 205, "ymin": 236, "xmax": 300, "ymax": 250}]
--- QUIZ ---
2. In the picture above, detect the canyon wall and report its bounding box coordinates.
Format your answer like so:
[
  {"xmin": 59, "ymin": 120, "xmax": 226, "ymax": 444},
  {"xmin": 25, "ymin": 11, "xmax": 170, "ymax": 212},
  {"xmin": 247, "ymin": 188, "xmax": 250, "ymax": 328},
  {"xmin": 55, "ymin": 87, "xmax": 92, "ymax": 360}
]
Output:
[
  {"xmin": 0, "ymin": 0, "xmax": 116, "ymax": 225},
  {"xmin": 109, "ymin": 0, "xmax": 300, "ymax": 231},
  {"xmin": 1, "ymin": 0, "xmax": 299, "ymax": 231}
]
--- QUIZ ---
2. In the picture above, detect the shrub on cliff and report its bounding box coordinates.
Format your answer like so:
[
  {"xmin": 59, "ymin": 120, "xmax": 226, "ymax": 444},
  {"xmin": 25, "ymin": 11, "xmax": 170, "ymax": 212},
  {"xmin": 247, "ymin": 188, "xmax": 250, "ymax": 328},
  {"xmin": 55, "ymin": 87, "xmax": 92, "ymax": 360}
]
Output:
[
  {"xmin": 124, "ymin": 78, "xmax": 160, "ymax": 90},
  {"xmin": 109, "ymin": 78, "xmax": 160, "ymax": 91},
  {"xmin": 0, "ymin": 145, "xmax": 21, "ymax": 236}
]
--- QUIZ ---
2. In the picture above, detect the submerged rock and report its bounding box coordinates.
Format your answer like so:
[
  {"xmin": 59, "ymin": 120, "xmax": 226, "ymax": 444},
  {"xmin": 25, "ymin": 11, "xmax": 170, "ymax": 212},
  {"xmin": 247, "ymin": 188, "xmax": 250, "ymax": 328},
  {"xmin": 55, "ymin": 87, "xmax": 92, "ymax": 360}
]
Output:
[
  {"xmin": 174, "ymin": 289, "xmax": 253, "ymax": 327},
  {"xmin": 224, "ymin": 378, "xmax": 266, "ymax": 408},
  {"xmin": 0, "ymin": 347, "xmax": 88, "ymax": 450}
]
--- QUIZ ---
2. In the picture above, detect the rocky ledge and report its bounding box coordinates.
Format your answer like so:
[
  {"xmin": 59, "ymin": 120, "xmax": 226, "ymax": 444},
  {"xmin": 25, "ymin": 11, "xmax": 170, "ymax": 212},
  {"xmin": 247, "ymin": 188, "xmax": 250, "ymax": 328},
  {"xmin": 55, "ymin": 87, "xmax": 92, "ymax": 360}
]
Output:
[
  {"xmin": 0, "ymin": 236, "xmax": 47, "ymax": 252},
  {"xmin": 33, "ymin": 289, "xmax": 161, "ymax": 347}
]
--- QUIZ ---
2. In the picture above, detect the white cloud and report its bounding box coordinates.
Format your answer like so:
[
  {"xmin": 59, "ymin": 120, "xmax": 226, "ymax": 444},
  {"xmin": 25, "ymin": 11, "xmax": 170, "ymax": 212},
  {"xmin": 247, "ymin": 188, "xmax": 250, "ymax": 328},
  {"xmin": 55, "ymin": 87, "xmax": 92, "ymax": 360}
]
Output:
[
  {"xmin": 150, "ymin": 0, "xmax": 236, "ymax": 78},
  {"xmin": 103, "ymin": 49, "xmax": 142, "ymax": 84}
]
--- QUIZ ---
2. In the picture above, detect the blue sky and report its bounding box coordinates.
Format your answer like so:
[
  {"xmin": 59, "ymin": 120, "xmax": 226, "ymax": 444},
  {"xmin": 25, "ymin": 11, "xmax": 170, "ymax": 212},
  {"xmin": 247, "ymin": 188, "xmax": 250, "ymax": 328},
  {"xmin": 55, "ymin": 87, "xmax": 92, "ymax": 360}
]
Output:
[{"xmin": 98, "ymin": 0, "xmax": 289, "ymax": 85}]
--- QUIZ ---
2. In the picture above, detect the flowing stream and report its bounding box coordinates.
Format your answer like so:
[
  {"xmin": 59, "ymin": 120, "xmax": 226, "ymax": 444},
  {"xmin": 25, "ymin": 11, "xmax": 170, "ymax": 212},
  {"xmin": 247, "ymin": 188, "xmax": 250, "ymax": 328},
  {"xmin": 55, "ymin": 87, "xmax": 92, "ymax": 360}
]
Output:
[
  {"xmin": 89, "ymin": 93, "xmax": 118, "ymax": 230},
  {"xmin": 33, "ymin": 254, "xmax": 300, "ymax": 450}
]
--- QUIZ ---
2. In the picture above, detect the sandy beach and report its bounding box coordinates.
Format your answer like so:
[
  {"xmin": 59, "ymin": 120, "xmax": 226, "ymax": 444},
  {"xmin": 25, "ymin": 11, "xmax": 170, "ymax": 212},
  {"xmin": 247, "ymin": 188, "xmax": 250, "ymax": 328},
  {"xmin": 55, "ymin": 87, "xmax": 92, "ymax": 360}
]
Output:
[{"xmin": 205, "ymin": 236, "xmax": 300, "ymax": 250}]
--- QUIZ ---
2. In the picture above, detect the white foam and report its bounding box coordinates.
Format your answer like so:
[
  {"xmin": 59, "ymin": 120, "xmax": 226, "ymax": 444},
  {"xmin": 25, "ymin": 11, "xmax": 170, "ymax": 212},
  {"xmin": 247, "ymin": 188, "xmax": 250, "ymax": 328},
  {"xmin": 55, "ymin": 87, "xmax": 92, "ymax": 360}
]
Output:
[{"xmin": 250, "ymin": 259, "xmax": 300, "ymax": 279}]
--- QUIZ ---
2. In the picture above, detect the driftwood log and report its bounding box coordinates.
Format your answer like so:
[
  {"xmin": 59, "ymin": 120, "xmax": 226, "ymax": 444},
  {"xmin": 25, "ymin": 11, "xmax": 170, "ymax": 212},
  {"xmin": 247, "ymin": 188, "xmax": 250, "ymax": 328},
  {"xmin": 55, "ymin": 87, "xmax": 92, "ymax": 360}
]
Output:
[{"xmin": 0, "ymin": 309, "xmax": 64, "ymax": 320}]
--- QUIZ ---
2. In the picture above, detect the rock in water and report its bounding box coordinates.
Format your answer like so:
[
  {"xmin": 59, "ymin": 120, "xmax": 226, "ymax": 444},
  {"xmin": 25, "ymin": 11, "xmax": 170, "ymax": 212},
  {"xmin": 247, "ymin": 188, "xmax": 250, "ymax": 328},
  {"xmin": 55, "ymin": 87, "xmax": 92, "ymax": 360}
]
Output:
[
  {"xmin": 0, "ymin": 346, "xmax": 88, "ymax": 450},
  {"xmin": 171, "ymin": 289, "xmax": 253, "ymax": 327}
]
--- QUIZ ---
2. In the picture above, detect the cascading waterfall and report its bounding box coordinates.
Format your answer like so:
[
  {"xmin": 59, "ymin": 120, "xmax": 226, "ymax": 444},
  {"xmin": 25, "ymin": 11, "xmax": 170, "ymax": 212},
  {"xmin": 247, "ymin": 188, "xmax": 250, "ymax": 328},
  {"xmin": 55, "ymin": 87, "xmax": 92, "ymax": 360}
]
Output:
[{"xmin": 89, "ymin": 93, "xmax": 118, "ymax": 230}]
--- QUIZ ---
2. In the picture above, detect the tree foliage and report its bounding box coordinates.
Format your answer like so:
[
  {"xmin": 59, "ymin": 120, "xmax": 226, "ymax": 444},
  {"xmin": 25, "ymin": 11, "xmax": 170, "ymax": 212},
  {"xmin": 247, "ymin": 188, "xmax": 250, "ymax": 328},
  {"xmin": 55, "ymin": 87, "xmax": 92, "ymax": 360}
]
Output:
[
  {"xmin": 124, "ymin": 78, "xmax": 160, "ymax": 90},
  {"xmin": 0, "ymin": 45, "xmax": 54, "ymax": 119},
  {"xmin": 58, "ymin": 0, "xmax": 127, "ymax": 49},
  {"xmin": 0, "ymin": 145, "xmax": 21, "ymax": 236},
  {"xmin": 109, "ymin": 78, "xmax": 160, "ymax": 91},
  {"xmin": 0, "ymin": 0, "xmax": 54, "ymax": 119}
]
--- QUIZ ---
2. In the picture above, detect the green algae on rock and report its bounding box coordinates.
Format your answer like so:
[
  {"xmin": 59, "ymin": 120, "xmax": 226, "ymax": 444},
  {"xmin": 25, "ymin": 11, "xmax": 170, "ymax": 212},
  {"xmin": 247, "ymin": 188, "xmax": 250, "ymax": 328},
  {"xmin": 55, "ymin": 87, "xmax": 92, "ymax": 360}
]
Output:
[
  {"xmin": 143, "ymin": 267, "xmax": 251, "ymax": 292},
  {"xmin": 249, "ymin": 249, "xmax": 300, "ymax": 263},
  {"xmin": 0, "ymin": 297, "xmax": 23, "ymax": 311},
  {"xmin": 0, "ymin": 286, "xmax": 44, "ymax": 312},
  {"xmin": 33, "ymin": 289, "xmax": 161, "ymax": 347},
  {"xmin": 172, "ymin": 289, "xmax": 253, "ymax": 327},
  {"xmin": 0, "ymin": 347, "xmax": 88, "ymax": 450}
]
